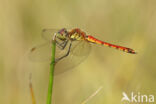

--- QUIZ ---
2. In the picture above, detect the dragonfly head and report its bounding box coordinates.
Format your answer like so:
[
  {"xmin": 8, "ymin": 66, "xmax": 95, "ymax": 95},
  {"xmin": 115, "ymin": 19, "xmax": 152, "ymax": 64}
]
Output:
[{"xmin": 56, "ymin": 28, "xmax": 68, "ymax": 40}]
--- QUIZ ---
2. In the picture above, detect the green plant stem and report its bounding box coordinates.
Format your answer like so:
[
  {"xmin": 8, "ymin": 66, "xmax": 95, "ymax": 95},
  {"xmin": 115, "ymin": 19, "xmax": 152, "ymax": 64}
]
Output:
[{"xmin": 47, "ymin": 40, "xmax": 56, "ymax": 104}]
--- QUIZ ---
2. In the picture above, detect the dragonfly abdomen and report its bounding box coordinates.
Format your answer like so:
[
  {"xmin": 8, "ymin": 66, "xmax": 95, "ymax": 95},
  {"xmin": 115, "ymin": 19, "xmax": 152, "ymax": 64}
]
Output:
[{"xmin": 87, "ymin": 35, "xmax": 136, "ymax": 54}]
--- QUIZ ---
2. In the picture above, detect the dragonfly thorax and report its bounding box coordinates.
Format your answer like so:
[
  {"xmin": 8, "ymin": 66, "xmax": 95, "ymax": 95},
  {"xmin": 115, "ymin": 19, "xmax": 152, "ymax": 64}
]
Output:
[
  {"xmin": 69, "ymin": 33, "xmax": 84, "ymax": 41},
  {"xmin": 56, "ymin": 28, "xmax": 87, "ymax": 41}
]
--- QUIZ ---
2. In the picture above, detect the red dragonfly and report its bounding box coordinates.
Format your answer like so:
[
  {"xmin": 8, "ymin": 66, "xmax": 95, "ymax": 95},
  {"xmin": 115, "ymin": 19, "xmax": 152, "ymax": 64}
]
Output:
[{"xmin": 29, "ymin": 28, "xmax": 136, "ymax": 74}]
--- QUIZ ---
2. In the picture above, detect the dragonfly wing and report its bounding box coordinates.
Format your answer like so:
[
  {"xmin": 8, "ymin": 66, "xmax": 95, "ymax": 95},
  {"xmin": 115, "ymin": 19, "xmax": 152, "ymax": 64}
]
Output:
[
  {"xmin": 42, "ymin": 29, "xmax": 59, "ymax": 41},
  {"xmin": 54, "ymin": 40, "xmax": 91, "ymax": 74},
  {"xmin": 28, "ymin": 38, "xmax": 91, "ymax": 75},
  {"xmin": 71, "ymin": 40, "xmax": 91, "ymax": 56},
  {"xmin": 28, "ymin": 41, "xmax": 71, "ymax": 62},
  {"xmin": 28, "ymin": 42, "xmax": 52, "ymax": 62}
]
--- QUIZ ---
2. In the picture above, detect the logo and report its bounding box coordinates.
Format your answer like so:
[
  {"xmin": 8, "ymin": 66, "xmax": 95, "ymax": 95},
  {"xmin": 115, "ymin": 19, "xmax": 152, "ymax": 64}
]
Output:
[{"xmin": 121, "ymin": 92, "xmax": 154, "ymax": 103}]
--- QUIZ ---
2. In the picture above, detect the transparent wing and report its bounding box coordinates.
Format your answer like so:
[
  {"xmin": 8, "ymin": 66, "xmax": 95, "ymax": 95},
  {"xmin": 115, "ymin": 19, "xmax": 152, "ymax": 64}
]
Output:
[
  {"xmin": 28, "ymin": 41, "xmax": 71, "ymax": 62},
  {"xmin": 28, "ymin": 42, "xmax": 52, "ymax": 62},
  {"xmin": 28, "ymin": 40, "xmax": 91, "ymax": 75},
  {"xmin": 42, "ymin": 29, "xmax": 59, "ymax": 41},
  {"xmin": 71, "ymin": 40, "xmax": 91, "ymax": 56},
  {"xmin": 54, "ymin": 40, "xmax": 91, "ymax": 74}
]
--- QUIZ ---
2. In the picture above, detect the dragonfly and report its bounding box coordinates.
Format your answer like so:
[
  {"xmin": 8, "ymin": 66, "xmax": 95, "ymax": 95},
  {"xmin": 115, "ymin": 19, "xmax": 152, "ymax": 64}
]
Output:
[{"xmin": 29, "ymin": 28, "xmax": 136, "ymax": 74}]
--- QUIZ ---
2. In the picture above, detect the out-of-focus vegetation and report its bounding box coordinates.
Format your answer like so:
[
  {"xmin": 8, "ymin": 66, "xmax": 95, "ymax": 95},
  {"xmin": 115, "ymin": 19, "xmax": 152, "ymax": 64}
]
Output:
[{"xmin": 0, "ymin": 0, "xmax": 156, "ymax": 104}]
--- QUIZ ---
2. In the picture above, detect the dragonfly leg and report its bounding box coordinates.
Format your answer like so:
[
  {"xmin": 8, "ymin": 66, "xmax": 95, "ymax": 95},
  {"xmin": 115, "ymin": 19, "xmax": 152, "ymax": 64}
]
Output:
[
  {"xmin": 56, "ymin": 40, "xmax": 68, "ymax": 50},
  {"xmin": 55, "ymin": 42, "xmax": 72, "ymax": 63},
  {"xmin": 60, "ymin": 40, "xmax": 69, "ymax": 49}
]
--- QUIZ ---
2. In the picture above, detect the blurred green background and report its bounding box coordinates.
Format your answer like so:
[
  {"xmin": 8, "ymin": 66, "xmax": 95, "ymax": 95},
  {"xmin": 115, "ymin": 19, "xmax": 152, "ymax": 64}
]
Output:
[{"xmin": 0, "ymin": 0, "xmax": 156, "ymax": 104}]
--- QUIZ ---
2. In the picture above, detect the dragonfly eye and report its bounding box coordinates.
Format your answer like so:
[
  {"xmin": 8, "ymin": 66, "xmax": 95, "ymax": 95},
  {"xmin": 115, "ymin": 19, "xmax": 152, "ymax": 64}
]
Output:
[
  {"xmin": 56, "ymin": 28, "xmax": 68, "ymax": 40},
  {"xmin": 58, "ymin": 28, "xmax": 68, "ymax": 37},
  {"xmin": 58, "ymin": 28, "xmax": 67, "ymax": 34}
]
